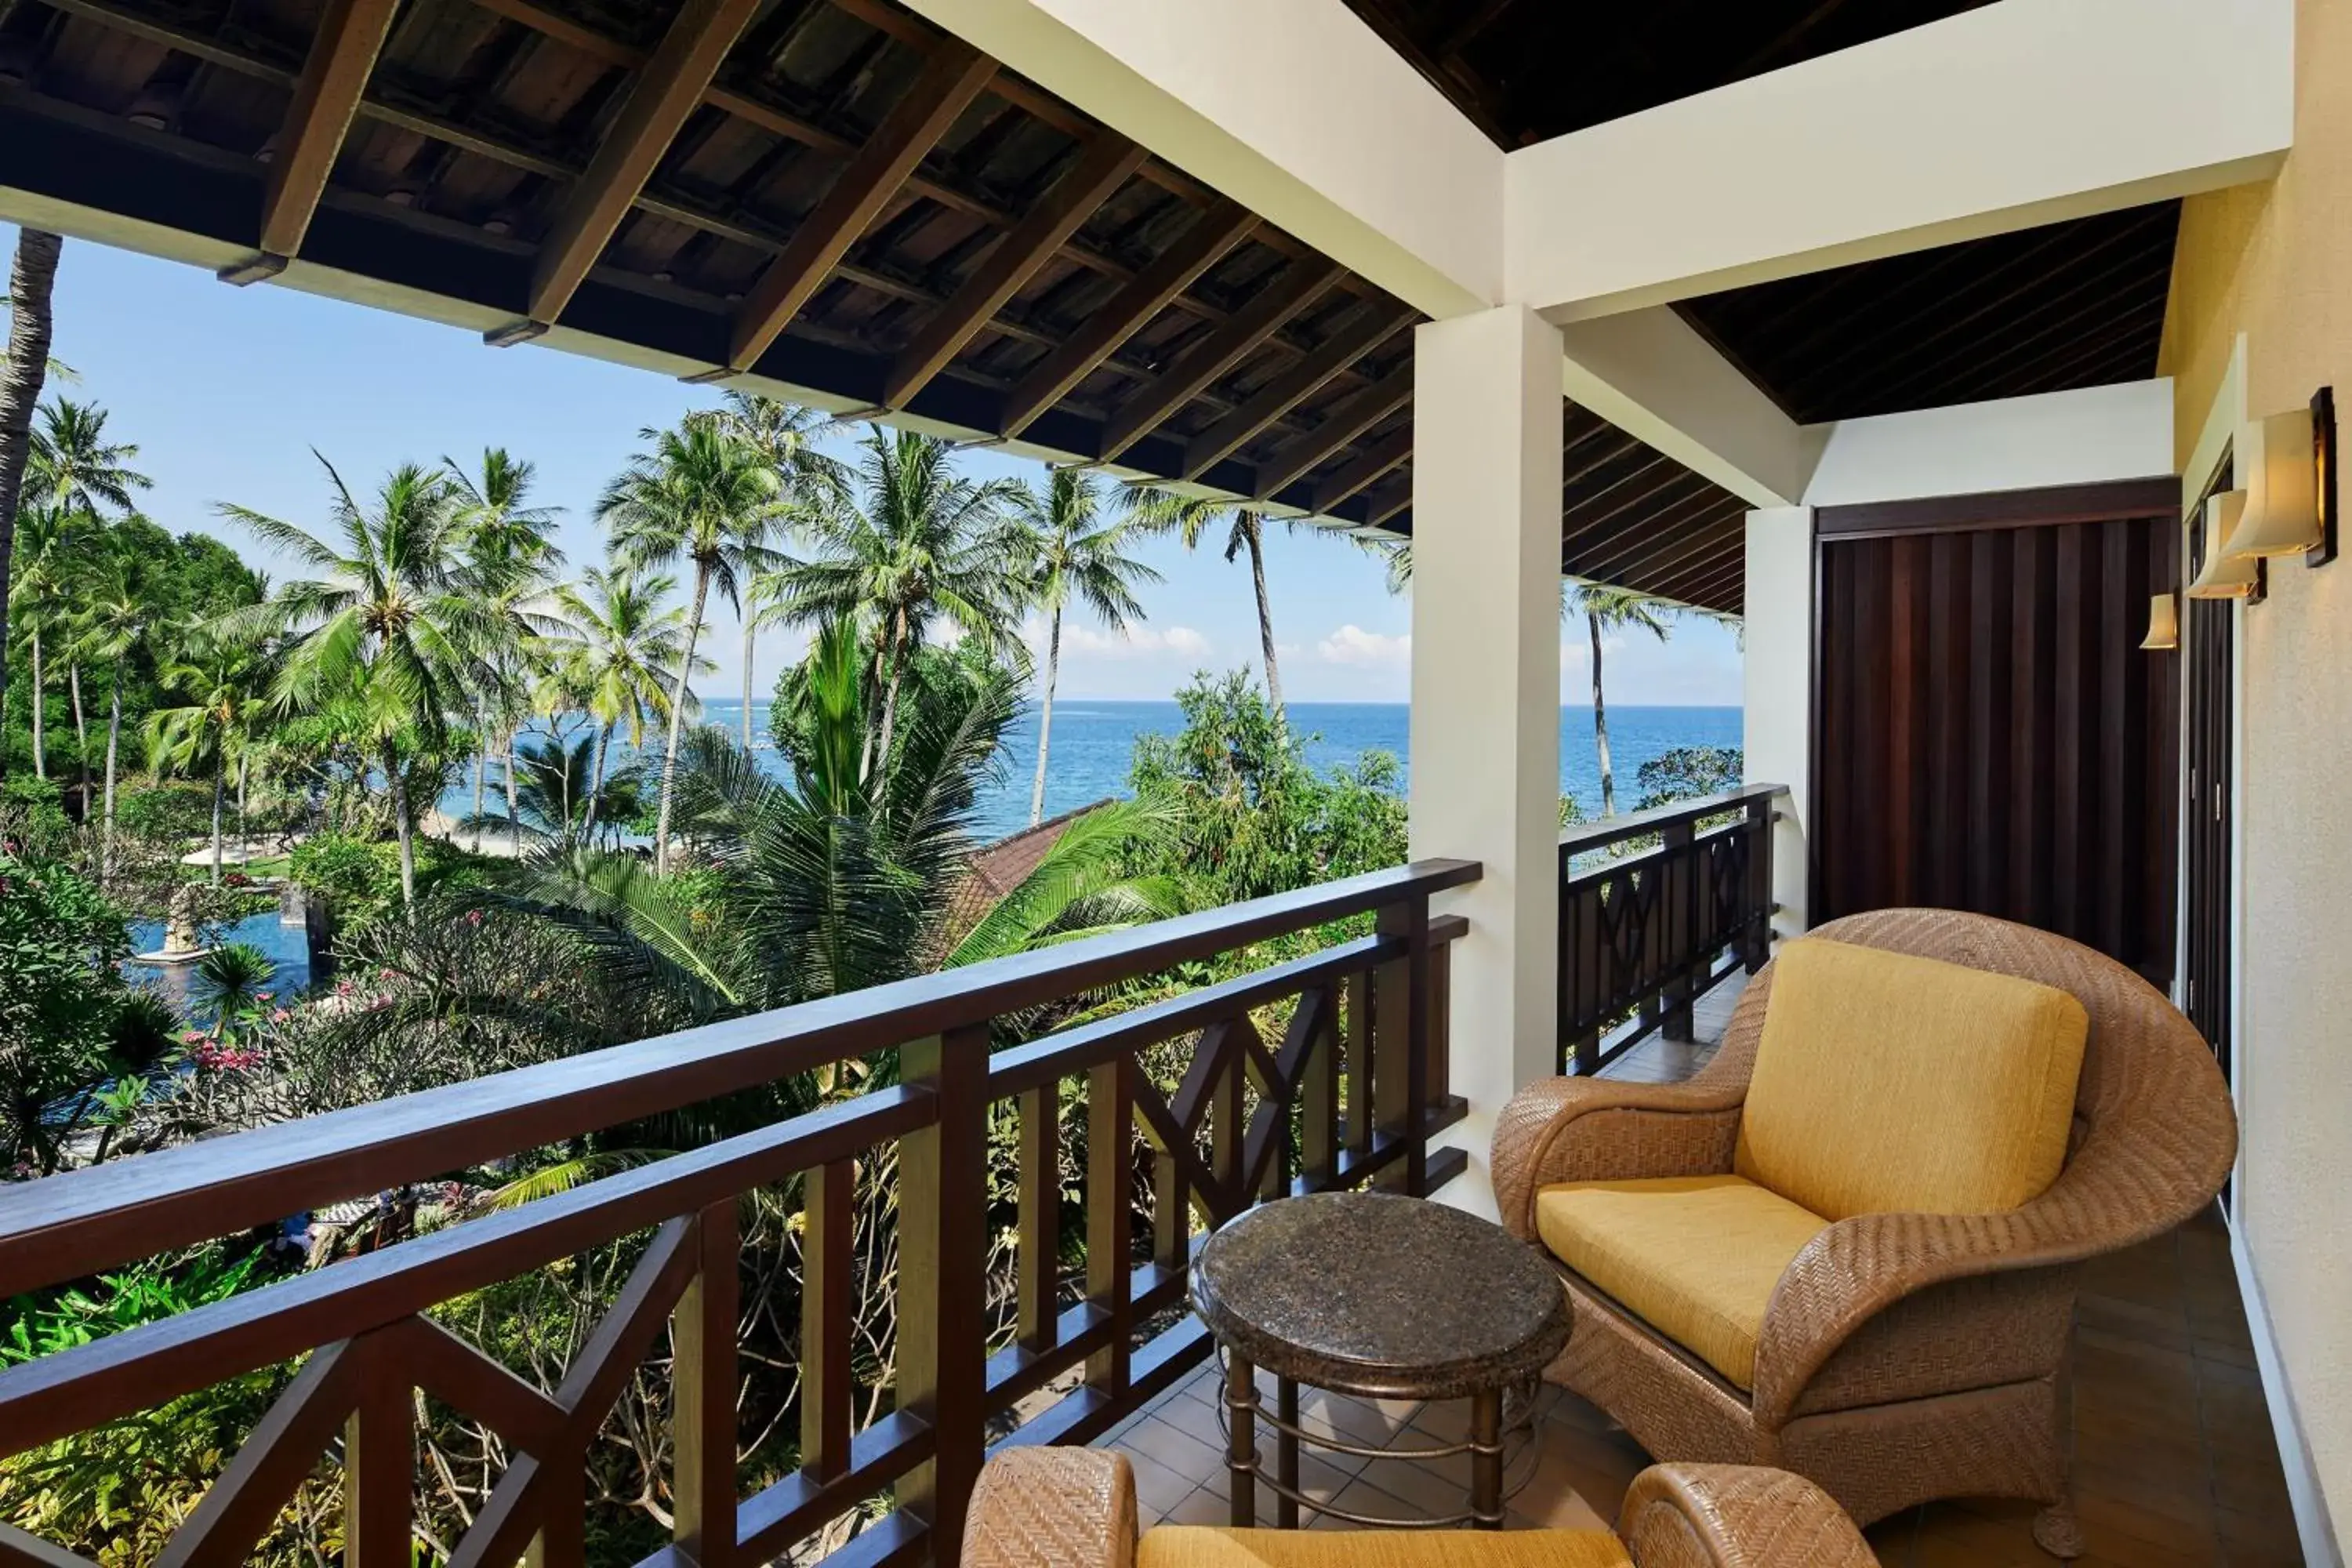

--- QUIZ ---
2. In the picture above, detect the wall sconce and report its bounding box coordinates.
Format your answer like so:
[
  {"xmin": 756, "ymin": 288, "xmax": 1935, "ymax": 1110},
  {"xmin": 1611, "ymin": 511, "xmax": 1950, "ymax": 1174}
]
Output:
[
  {"xmin": 2187, "ymin": 491, "xmax": 2262, "ymax": 598},
  {"xmin": 2224, "ymin": 387, "xmax": 2337, "ymax": 566},
  {"xmin": 2140, "ymin": 592, "xmax": 2180, "ymax": 650}
]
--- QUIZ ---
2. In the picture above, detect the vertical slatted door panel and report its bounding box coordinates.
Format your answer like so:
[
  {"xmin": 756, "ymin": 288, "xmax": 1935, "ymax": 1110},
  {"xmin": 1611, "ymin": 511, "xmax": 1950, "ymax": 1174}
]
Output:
[{"xmin": 1813, "ymin": 513, "xmax": 2180, "ymax": 982}]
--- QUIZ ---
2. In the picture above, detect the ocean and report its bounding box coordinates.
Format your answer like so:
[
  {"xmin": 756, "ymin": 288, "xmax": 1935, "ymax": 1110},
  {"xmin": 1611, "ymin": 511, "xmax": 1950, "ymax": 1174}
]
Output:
[{"xmin": 447, "ymin": 701, "xmax": 1743, "ymax": 844}]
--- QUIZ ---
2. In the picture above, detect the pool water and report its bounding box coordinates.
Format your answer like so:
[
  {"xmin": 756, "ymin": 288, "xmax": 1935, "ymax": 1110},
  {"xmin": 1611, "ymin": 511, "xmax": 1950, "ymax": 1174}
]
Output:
[{"xmin": 123, "ymin": 909, "xmax": 314, "ymax": 1018}]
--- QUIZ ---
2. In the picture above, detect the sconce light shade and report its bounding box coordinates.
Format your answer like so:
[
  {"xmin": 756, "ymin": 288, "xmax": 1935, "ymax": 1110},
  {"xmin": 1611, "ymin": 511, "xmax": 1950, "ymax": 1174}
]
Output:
[
  {"xmin": 2225, "ymin": 407, "xmax": 2323, "ymax": 559},
  {"xmin": 2187, "ymin": 491, "xmax": 2262, "ymax": 598},
  {"xmin": 2140, "ymin": 592, "xmax": 2180, "ymax": 651}
]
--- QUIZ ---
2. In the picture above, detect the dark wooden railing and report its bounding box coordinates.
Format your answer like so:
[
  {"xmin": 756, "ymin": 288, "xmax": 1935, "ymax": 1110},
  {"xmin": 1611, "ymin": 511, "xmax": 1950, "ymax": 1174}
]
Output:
[
  {"xmin": 0, "ymin": 859, "xmax": 1475, "ymax": 1568},
  {"xmin": 1558, "ymin": 786, "xmax": 1785, "ymax": 1075}
]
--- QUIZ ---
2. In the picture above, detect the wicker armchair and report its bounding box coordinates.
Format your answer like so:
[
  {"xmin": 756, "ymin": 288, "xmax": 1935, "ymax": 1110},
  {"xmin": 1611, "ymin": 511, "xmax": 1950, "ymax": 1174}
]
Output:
[
  {"xmin": 1490, "ymin": 909, "xmax": 2238, "ymax": 1559},
  {"xmin": 964, "ymin": 1448, "xmax": 1878, "ymax": 1567}
]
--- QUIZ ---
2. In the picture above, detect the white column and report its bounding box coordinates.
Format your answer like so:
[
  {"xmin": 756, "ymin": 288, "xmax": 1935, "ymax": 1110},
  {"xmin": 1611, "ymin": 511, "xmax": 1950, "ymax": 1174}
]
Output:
[
  {"xmin": 1408, "ymin": 304, "xmax": 1564, "ymax": 1218},
  {"xmin": 1742, "ymin": 506, "xmax": 1813, "ymax": 939}
]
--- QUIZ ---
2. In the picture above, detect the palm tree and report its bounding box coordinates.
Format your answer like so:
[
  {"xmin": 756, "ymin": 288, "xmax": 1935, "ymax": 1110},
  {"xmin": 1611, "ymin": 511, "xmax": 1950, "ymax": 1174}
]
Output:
[
  {"xmin": 147, "ymin": 620, "xmax": 278, "ymax": 884},
  {"xmin": 0, "ymin": 229, "xmax": 63, "ymax": 754},
  {"xmin": 6, "ymin": 499, "xmax": 81, "ymax": 779},
  {"xmin": 29, "ymin": 397, "xmax": 151, "ymax": 795},
  {"xmin": 220, "ymin": 459, "xmax": 482, "ymax": 906},
  {"xmin": 1570, "ymin": 582, "xmax": 1675, "ymax": 816},
  {"xmin": 543, "ymin": 564, "xmax": 704, "ymax": 841},
  {"xmin": 1008, "ymin": 468, "xmax": 1159, "ymax": 826},
  {"xmin": 521, "ymin": 622, "xmax": 1172, "ymax": 1018},
  {"xmin": 1131, "ymin": 492, "xmax": 1290, "ymax": 713},
  {"xmin": 448, "ymin": 448, "xmax": 564, "ymax": 856},
  {"xmin": 459, "ymin": 731, "xmax": 645, "ymax": 851},
  {"xmin": 600, "ymin": 420, "xmax": 785, "ymax": 873},
  {"xmin": 705, "ymin": 393, "xmax": 847, "ymax": 750},
  {"xmin": 755, "ymin": 427, "xmax": 1026, "ymax": 784},
  {"xmin": 71, "ymin": 533, "xmax": 153, "ymax": 883}
]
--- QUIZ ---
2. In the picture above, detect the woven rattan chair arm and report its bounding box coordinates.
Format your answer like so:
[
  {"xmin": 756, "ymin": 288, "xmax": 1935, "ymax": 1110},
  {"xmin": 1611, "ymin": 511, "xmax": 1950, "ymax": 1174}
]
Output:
[
  {"xmin": 964, "ymin": 1448, "xmax": 1139, "ymax": 1568},
  {"xmin": 1491, "ymin": 1076, "xmax": 1748, "ymax": 1240},
  {"xmin": 1751, "ymin": 1112, "xmax": 2236, "ymax": 1423},
  {"xmin": 1618, "ymin": 1464, "xmax": 1878, "ymax": 1567}
]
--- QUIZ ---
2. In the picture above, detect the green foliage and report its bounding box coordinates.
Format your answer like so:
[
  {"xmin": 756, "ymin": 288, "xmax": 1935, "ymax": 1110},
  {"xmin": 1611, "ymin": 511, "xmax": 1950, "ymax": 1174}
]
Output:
[
  {"xmin": 288, "ymin": 829, "xmax": 482, "ymax": 932},
  {"xmin": 0, "ymin": 849, "xmax": 172, "ymax": 1176},
  {"xmin": 1634, "ymin": 746, "xmax": 1744, "ymax": 811},
  {"xmin": 0, "ymin": 774, "xmax": 71, "ymax": 847},
  {"xmin": 1, "ymin": 1248, "xmax": 296, "ymax": 1563},
  {"xmin": 113, "ymin": 780, "xmax": 213, "ymax": 841},
  {"xmin": 1126, "ymin": 670, "xmax": 1407, "ymax": 906}
]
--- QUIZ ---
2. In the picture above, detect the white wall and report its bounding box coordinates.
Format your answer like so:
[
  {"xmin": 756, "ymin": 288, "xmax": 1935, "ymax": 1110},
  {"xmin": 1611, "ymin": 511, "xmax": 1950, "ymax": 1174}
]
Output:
[
  {"xmin": 1743, "ymin": 509, "xmax": 1813, "ymax": 939},
  {"xmin": 1408, "ymin": 307, "xmax": 1565, "ymax": 1217},
  {"xmin": 1504, "ymin": 0, "xmax": 2293, "ymax": 321},
  {"xmin": 1800, "ymin": 380, "xmax": 2176, "ymax": 507},
  {"xmin": 893, "ymin": 0, "xmax": 1501, "ymax": 320}
]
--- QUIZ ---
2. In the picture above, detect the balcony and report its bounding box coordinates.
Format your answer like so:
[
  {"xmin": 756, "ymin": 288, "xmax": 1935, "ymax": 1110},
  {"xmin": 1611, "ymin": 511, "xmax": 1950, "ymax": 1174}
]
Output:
[{"xmin": 0, "ymin": 790, "xmax": 2302, "ymax": 1567}]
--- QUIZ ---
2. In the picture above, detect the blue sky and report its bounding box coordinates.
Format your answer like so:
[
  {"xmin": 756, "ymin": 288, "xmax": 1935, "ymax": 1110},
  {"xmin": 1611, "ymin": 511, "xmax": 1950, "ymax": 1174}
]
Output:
[{"xmin": 13, "ymin": 224, "xmax": 1741, "ymax": 706}]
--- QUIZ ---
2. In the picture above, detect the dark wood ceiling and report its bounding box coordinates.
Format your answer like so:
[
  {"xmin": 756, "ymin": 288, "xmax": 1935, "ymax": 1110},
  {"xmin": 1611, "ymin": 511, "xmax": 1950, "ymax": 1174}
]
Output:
[
  {"xmin": 1682, "ymin": 201, "xmax": 2183, "ymax": 425},
  {"xmin": 0, "ymin": 0, "xmax": 2185, "ymax": 624},
  {"xmin": 1341, "ymin": 0, "xmax": 1994, "ymax": 149}
]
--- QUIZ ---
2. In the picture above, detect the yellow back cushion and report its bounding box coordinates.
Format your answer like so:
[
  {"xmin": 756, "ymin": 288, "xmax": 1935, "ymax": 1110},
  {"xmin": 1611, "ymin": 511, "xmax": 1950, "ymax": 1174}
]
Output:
[{"xmin": 1733, "ymin": 938, "xmax": 2089, "ymax": 1220}]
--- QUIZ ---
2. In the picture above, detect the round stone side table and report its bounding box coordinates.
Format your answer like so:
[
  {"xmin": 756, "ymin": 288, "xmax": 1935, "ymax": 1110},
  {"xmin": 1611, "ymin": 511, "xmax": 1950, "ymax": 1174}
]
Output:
[{"xmin": 1189, "ymin": 1190, "xmax": 1572, "ymax": 1530}]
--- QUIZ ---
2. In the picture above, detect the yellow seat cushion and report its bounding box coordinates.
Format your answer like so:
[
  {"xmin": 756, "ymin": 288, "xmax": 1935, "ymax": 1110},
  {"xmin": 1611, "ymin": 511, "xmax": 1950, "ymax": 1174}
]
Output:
[
  {"xmin": 1140, "ymin": 1526, "xmax": 1630, "ymax": 1568},
  {"xmin": 1535, "ymin": 1175, "xmax": 1828, "ymax": 1391},
  {"xmin": 1733, "ymin": 938, "xmax": 2090, "ymax": 1221}
]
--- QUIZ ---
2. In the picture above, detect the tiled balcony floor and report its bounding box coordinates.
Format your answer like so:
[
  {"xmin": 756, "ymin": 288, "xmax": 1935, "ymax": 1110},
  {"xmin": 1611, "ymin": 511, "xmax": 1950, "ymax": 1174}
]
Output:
[{"xmin": 1106, "ymin": 977, "xmax": 2305, "ymax": 1566}]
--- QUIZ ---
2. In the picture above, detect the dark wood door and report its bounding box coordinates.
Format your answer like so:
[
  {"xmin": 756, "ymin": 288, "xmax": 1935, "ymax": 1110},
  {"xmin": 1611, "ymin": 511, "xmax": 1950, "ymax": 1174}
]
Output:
[
  {"xmin": 2183, "ymin": 481, "xmax": 2235, "ymax": 1080},
  {"xmin": 1811, "ymin": 485, "xmax": 2181, "ymax": 984}
]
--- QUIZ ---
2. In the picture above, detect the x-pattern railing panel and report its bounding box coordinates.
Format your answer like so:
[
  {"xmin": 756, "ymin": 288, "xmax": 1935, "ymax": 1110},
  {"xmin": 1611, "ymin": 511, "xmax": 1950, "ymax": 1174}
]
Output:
[{"xmin": 0, "ymin": 862, "xmax": 1479, "ymax": 1568}]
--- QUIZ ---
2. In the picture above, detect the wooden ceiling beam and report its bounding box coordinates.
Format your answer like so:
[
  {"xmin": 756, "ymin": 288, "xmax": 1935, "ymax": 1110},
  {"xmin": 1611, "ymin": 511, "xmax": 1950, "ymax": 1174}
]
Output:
[
  {"xmin": 1251, "ymin": 368, "xmax": 1414, "ymax": 501},
  {"xmin": 999, "ymin": 198, "xmax": 1258, "ymax": 438},
  {"xmin": 1563, "ymin": 463, "xmax": 1711, "ymax": 548},
  {"xmin": 219, "ymin": 0, "xmax": 400, "ymax": 282},
  {"xmin": 1366, "ymin": 481, "xmax": 1413, "ymax": 528},
  {"xmin": 1577, "ymin": 501, "xmax": 1744, "ymax": 586},
  {"xmin": 1645, "ymin": 543, "xmax": 1745, "ymax": 606},
  {"xmin": 495, "ymin": 0, "xmax": 763, "ymax": 342},
  {"xmin": 722, "ymin": 41, "xmax": 996, "ymax": 373},
  {"xmin": 1566, "ymin": 489, "xmax": 1735, "ymax": 579},
  {"xmin": 1309, "ymin": 422, "xmax": 1411, "ymax": 515},
  {"xmin": 881, "ymin": 132, "xmax": 1149, "ymax": 409},
  {"xmin": 1181, "ymin": 304, "xmax": 1410, "ymax": 480},
  {"xmin": 1099, "ymin": 256, "xmax": 1345, "ymax": 463}
]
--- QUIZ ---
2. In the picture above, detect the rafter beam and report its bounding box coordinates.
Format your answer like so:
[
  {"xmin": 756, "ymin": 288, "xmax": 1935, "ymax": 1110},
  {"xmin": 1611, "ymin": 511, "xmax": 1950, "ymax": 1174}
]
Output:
[
  {"xmin": 1309, "ymin": 422, "xmax": 1410, "ymax": 515},
  {"xmin": 494, "ymin": 0, "xmax": 761, "ymax": 343},
  {"xmin": 218, "ymin": 0, "xmax": 400, "ymax": 283},
  {"xmin": 1253, "ymin": 368, "xmax": 1414, "ymax": 502},
  {"xmin": 1181, "ymin": 303, "xmax": 1409, "ymax": 481},
  {"xmin": 881, "ymin": 132, "xmax": 1149, "ymax": 409},
  {"xmin": 723, "ymin": 41, "xmax": 996, "ymax": 373},
  {"xmin": 1000, "ymin": 198, "xmax": 1258, "ymax": 438},
  {"xmin": 1098, "ymin": 256, "xmax": 1342, "ymax": 463},
  {"xmin": 1366, "ymin": 483, "xmax": 1412, "ymax": 528}
]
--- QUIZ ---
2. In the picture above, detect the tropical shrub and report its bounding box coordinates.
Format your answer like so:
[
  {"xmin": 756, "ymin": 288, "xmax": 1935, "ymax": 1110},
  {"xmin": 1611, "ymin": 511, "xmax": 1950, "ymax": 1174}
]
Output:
[
  {"xmin": 1634, "ymin": 745, "xmax": 1744, "ymax": 810},
  {"xmin": 0, "ymin": 850, "xmax": 176, "ymax": 1176}
]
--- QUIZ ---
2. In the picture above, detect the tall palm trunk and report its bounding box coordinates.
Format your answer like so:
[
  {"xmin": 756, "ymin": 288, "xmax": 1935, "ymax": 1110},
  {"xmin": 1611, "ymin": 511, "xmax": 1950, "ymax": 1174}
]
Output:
[
  {"xmin": 873, "ymin": 610, "xmax": 911, "ymax": 789},
  {"xmin": 235, "ymin": 750, "xmax": 249, "ymax": 857},
  {"xmin": 1242, "ymin": 517, "xmax": 1284, "ymax": 716},
  {"xmin": 1588, "ymin": 609, "xmax": 1616, "ymax": 816},
  {"xmin": 505, "ymin": 733, "xmax": 521, "ymax": 857},
  {"xmin": 655, "ymin": 567, "xmax": 711, "ymax": 873},
  {"xmin": 69, "ymin": 662, "xmax": 89, "ymax": 801},
  {"xmin": 471, "ymin": 730, "xmax": 487, "ymax": 849},
  {"xmin": 27, "ymin": 623, "xmax": 44, "ymax": 779},
  {"xmin": 209, "ymin": 763, "xmax": 226, "ymax": 885},
  {"xmin": 100, "ymin": 678, "xmax": 122, "ymax": 883},
  {"xmin": 0, "ymin": 230, "xmax": 62, "ymax": 769},
  {"xmin": 742, "ymin": 622, "xmax": 756, "ymax": 751},
  {"xmin": 383, "ymin": 736, "xmax": 416, "ymax": 906},
  {"xmin": 582, "ymin": 721, "xmax": 612, "ymax": 844},
  {"xmin": 1029, "ymin": 606, "xmax": 1063, "ymax": 827}
]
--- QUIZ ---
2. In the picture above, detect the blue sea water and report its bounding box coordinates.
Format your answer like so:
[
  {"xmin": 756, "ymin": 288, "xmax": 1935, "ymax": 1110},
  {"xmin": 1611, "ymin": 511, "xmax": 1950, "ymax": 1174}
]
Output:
[{"xmin": 456, "ymin": 700, "xmax": 1742, "ymax": 844}]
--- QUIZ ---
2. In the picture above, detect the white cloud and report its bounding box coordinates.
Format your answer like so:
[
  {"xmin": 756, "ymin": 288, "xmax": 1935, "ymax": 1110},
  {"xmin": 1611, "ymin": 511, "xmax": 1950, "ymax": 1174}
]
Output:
[
  {"xmin": 1316, "ymin": 625, "xmax": 1411, "ymax": 667},
  {"xmin": 1050, "ymin": 620, "xmax": 1213, "ymax": 660}
]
